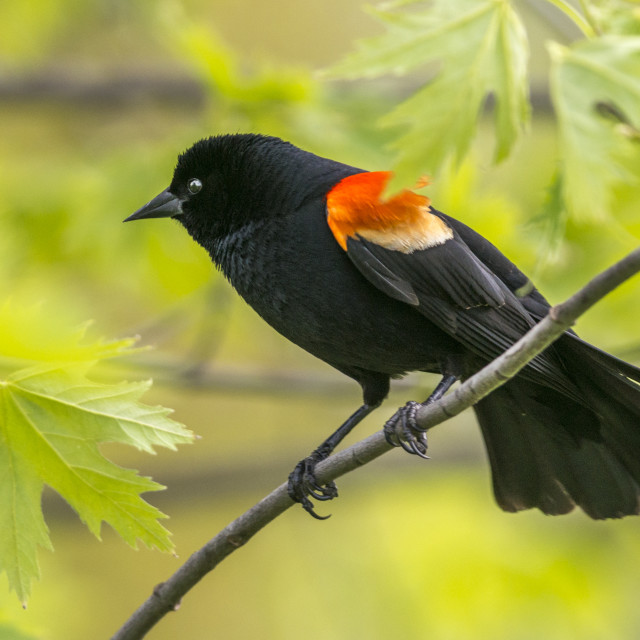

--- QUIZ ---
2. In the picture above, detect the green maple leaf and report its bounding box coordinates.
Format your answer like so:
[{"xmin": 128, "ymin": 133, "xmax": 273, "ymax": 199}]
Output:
[
  {"xmin": 0, "ymin": 326, "xmax": 193, "ymax": 604},
  {"xmin": 549, "ymin": 36, "xmax": 640, "ymax": 220},
  {"xmin": 330, "ymin": 0, "xmax": 530, "ymax": 191}
]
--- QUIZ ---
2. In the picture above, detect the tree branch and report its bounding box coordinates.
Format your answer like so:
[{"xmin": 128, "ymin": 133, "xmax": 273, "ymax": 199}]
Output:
[{"xmin": 111, "ymin": 246, "xmax": 640, "ymax": 640}]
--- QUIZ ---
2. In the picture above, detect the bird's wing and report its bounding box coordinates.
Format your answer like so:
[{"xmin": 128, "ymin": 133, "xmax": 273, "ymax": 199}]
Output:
[
  {"xmin": 436, "ymin": 211, "xmax": 553, "ymax": 322},
  {"xmin": 326, "ymin": 171, "xmax": 573, "ymax": 392}
]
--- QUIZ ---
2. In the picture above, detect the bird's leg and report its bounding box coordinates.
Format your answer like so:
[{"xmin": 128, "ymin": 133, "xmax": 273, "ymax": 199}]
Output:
[
  {"xmin": 384, "ymin": 374, "xmax": 458, "ymax": 458},
  {"xmin": 288, "ymin": 403, "xmax": 378, "ymax": 519}
]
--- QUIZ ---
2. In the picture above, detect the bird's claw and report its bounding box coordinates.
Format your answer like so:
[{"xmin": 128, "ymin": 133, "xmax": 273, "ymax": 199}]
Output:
[
  {"xmin": 383, "ymin": 401, "xmax": 430, "ymax": 459},
  {"xmin": 287, "ymin": 456, "xmax": 338, "ymax": 520}
]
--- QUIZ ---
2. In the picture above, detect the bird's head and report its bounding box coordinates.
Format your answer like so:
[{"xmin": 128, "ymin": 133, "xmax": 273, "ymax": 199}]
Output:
[{"xmin": 125, "ymin": 134, "xmax": 356, "ymax": 249}]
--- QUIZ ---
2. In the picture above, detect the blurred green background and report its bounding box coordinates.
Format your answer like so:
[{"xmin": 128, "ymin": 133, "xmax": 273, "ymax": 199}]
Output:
[{"xmin": 2, "ymin": 1, "xmax": 640, "ymax": 639}]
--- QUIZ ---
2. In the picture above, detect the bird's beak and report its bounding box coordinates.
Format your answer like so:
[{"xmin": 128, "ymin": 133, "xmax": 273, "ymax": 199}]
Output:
[{"xmin": 124, "ymin": 188, "xmax": 183, "ymax": 222}]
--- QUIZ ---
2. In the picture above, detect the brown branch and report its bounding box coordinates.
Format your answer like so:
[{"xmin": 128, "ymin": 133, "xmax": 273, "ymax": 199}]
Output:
[{"xmin": 110, "ymin": 246, "xmax": 640, "ymax": 640}]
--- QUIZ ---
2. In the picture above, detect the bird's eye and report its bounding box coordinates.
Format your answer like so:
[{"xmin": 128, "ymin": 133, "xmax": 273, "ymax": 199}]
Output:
[{"xmin": 187, "ymin": 178, "xmax": 203, "ymax": 194}]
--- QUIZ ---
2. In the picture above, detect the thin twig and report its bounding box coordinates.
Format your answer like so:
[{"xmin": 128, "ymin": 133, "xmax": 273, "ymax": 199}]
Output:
[{"xmin": 111, "ymin": 246, "xmax": 640, "ymax": 640}]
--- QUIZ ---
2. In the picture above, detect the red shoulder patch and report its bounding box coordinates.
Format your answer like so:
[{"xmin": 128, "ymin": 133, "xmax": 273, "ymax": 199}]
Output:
[{"xmin": 326, "ymin": 171, "xmax": 452, "ymax": 253}]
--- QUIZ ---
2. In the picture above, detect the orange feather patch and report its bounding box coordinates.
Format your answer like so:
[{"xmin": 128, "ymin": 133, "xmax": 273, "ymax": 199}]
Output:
[{"xmin": 326, "ymin": 171, "xmax": 453, "ymax": 253}]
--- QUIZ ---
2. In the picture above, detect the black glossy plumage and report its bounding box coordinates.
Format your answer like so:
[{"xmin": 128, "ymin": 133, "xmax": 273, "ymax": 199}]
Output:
[{"xmin": 130, "ymin": 133, "xmax": 640, "ymax": 519}]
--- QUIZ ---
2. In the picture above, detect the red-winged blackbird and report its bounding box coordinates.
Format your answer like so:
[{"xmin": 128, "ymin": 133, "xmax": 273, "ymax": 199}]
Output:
[{"xmin": 127, "ymin": 133, "xmax": 640, "ymax": 520}]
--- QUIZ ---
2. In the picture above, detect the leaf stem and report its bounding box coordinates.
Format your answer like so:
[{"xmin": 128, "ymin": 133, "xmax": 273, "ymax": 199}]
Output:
[
  {"xmin": 544, "ymin": 0, "xmax": 596, "ymax": 38},
  {"xmin": 577, "ymin": 0, "xmax": 601, "ymax": 36}
]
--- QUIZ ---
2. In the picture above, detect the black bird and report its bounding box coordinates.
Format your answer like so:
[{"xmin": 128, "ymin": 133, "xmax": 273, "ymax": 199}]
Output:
[{"xmin": 126, "ymin": 133, "xmax": 640, "ymax": 519}]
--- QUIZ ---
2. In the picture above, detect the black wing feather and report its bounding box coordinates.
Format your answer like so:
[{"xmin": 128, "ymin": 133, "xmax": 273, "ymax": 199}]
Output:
[
  {"xmin": 345, "ymin": 238, "xmax": 419, "ymax": 306},
  {"xmin": 346, "ymin": 228, "xmax": 580, "ymax": 398},
  {"xmin": 435, "ymin": 210, "xmax": 553, "ymax": 320}
]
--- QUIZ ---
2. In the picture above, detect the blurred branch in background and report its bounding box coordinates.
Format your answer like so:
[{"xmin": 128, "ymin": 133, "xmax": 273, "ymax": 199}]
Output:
[
  {"xmin": 0, "ymin": 67, "xmax": 555, "ymax": 113},
  {"xmin": 0, "ymin": 70, "xmax": 206, "ymax": 107}
]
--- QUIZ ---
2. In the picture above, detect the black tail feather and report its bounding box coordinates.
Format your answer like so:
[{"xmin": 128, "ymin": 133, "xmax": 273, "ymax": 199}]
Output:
[
  {"xmin": 559, "ymin": 336, "xmax": 640, "ymax": 481},
  {"xmin": 474, "ymin": 335, "xmax": 640, "ymax": 519}
]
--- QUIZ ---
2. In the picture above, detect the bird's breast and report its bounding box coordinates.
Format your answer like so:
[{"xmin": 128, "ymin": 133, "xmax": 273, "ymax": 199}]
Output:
[{"xmin": 207, "ymin": 211, "xmax": 459, "ymax": 376}]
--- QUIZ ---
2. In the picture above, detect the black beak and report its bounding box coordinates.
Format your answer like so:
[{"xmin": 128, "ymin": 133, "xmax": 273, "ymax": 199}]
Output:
[{"xmin": 124, "ymin": 188, "xmax": 183, "ymax": 222}]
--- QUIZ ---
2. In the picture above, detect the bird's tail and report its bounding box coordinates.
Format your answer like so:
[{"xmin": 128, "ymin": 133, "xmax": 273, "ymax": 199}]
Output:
[{"xmin": 474, "ymin": 334, "xmax": 640, "ymax": 519}]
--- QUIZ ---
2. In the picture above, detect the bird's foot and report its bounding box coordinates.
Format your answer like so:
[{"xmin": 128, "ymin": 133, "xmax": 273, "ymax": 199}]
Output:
[
  {"xmin": 383, "ymin": 401, "xmax": 429, "ymax": 459},
  {"xmin": 287, "ymin": 454, "xmax": 338, "ymax": 520}
]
